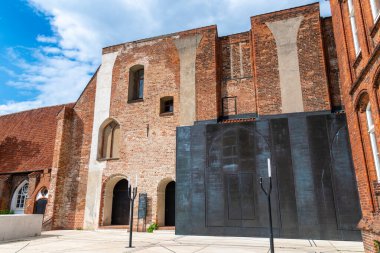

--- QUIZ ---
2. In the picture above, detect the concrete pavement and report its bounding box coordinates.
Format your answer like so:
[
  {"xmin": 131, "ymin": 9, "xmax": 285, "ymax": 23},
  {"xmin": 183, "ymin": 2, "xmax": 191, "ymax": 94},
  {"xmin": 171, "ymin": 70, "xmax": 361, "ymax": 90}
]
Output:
[{"xmin": 0, "ymin": 229, "xmax": 365, "ymax": 253}]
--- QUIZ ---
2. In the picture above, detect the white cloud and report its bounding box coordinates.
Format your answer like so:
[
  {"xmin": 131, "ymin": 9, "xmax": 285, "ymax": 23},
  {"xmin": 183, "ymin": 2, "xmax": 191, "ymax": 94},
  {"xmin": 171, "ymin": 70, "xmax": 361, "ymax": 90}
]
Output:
[
  {"xmin": 0, "ymin": 66, "xmax": 16, "ymax": 77},
  {"xmin": 36, "ymin": 35, "xmax": 58, "ymax": 43},
  {"xmin": 0, "ymin": 0, "xmax": 331, "ymax": 115},
  {"xmin": 0, "ymin": 100, "xmax": 43, "ymax": 115},
  {"xmin": 42, "ymin": 46, "xmax": 61, "ymax": 54}
]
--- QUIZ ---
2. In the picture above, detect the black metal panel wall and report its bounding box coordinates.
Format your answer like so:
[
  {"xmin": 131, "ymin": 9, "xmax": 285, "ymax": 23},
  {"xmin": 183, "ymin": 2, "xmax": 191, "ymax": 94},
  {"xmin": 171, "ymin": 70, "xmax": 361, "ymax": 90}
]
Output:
[{"xmin": 176, "ymin": 113, "xmax": 362, "ymax": 241}]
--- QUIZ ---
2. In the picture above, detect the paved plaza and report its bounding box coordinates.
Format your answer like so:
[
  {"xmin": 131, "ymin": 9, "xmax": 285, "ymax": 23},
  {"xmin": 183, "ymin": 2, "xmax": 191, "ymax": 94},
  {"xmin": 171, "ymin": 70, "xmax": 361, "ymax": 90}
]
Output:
[{"xmin": 0, "ymin": 229, "xmax": 365, "ymax": 253}]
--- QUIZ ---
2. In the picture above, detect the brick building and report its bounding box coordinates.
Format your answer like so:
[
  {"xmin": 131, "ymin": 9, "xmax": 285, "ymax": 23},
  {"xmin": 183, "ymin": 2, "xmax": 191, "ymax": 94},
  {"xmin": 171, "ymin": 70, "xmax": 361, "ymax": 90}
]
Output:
[
  {"xmin": 0, "ymin": 3, "xmax": 361, "ymax": 239},
  {"xmin": 0, "ymin": 104, "xmax": 72, "ymax": 228},
  {"xmin": 330, "ymin": 0, "xmax": 380, "ymax": 251}
]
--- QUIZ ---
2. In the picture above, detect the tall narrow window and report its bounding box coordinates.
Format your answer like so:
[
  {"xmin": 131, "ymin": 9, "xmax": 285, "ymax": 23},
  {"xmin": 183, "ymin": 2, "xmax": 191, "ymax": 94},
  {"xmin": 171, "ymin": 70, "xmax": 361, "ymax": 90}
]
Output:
[
  {"xmin": 366, "ymin": 103, "xmax": 380, "ymax": 180},
  {"xmin": 370, "ymin": 0, "xmax": 380, "ymax": 21},
  {"xmin": 128, "ymin": 65, "xmax": 144, "ymax": 101},
  {"xmin": 347, "ymin": 0, "xmax": 361, "ymax": 55},
  {"xmin": 101, "ymin": 121, "xmax": 120, "ymax": 159}
]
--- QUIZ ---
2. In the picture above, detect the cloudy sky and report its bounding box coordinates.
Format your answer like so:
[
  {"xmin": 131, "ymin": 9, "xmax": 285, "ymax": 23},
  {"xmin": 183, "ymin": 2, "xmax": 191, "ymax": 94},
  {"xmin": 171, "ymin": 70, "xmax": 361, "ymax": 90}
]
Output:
[{"xmin": 0, "ymin": 0, "xmax": 331, "ymax": 115}]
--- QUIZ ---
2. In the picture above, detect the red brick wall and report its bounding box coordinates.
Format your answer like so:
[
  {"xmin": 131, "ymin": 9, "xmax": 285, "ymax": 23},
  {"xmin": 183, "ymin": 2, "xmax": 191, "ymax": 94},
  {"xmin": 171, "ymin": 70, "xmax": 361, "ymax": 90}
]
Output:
[
  {"xmin": 251, "ymin": 3, "xmax": 331, "ymax": 115},
  {"xmin": 196, "ymin": 27, "xmax": 220, "ymax": 121},
  {"xmin": 51, "ymin": 76, "xmax": 97, "ymax": 229},
  {"xmin": 0, "ymin": 175, "xmax": 11, "ymax": 210},
  {"xmin": 107, "ymin": 32, "xmax": 180, "ymax": 226},
  {"xmin": 330, "ymin": 0, "xmax": 380, "ymax": 251},
  {"xmin": 322, "ymin": 17, "xmax": 343, "ymax": 109},
  {"xmin": 101, "ymin": 27, "xmax": 220, "ymax": 228},
  {"xmin": 219, "ymin": 32, "xmax": 256, "ymax": 116}
]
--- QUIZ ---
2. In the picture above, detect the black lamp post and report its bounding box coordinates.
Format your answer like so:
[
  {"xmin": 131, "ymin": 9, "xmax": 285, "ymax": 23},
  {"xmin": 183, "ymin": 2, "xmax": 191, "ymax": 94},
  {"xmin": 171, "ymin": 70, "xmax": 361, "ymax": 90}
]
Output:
[
  {"xmin": 260, "ymin": 158, "xmax": 274, "ymax": 253},
  {"xmin": 127, "ymin": 184, "xmax": 137, "ymax": 248}
]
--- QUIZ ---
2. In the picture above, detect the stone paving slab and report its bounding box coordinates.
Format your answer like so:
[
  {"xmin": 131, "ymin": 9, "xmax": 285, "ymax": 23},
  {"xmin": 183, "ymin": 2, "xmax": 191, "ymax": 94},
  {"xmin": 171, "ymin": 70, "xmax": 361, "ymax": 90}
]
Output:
[{"xmin": 0, "ymin": 230, "xmax": 365, "ymax": 253}]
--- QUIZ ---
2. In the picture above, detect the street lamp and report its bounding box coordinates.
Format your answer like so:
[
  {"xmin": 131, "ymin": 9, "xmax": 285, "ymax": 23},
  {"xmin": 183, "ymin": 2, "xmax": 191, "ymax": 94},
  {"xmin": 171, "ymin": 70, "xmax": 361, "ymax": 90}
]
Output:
[
  {"xmin": 260, "ymin": 158, "xmax": 274, "ymax": 253},
  {"xmin": 127, "ymin": 175, "xmax": 138, "ymax": 248}
]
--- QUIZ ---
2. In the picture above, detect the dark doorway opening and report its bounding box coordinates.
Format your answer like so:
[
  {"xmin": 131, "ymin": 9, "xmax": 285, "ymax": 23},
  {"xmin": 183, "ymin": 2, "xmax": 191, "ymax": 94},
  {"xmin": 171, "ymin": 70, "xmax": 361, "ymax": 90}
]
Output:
[
  {"xmin": 165, "ymin": 181, "xmax": 175, "ymax": 226},
  {"xmin": 111, "ymin": 179, "xmax": 130, "ymax": 225},
  {"xmin": 34, "ymin": 199, "xmax": 47, "ymax": 214}
]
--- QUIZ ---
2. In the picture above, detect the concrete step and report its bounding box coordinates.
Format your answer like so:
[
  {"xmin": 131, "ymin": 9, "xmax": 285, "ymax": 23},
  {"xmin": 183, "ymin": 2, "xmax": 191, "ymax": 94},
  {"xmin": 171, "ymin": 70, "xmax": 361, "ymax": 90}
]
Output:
[
  {"xmin": 98, "ymin": 225, "xmax": 129, "ymax": 230},
  {"xmin": 157, "ymin": 226, "xmax": 175, "ymax": 230},
  {"xmin": 154, "ymin": 227, "xmax": 175, "ymax": 234}
]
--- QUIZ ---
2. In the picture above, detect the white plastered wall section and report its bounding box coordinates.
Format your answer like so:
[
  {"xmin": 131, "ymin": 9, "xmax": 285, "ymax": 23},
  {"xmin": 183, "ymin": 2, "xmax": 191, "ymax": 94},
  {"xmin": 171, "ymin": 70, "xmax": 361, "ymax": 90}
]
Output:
[
  {"xmin": 267, "ymin": 16, "xmax": 304, "ymax": 114},
  {"xmin": 175, "ymin": 34, "xmax": 202, "ymax": 126},
  {"xmin": 84, "ymin": 51, "xmax": 119, "ymax": 230}
]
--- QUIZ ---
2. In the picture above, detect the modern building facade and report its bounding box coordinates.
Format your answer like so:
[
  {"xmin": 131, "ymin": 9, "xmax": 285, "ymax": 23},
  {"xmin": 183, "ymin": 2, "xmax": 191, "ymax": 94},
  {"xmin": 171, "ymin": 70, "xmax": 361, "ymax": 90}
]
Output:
[
  {"xmin": 330, "ymin": 0, "xmax": 380, "ymax": 251},
  {"xmin": 0, "ymin": 2, "xmax": 362, "ymax": 240}
]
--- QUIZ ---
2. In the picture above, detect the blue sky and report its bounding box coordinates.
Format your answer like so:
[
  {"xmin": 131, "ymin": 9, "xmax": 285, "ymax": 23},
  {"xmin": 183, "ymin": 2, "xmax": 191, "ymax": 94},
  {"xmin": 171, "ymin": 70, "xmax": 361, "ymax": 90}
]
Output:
[{"xmin": 0, "ymin": 0, "xmax": 331, "ymax": 115}]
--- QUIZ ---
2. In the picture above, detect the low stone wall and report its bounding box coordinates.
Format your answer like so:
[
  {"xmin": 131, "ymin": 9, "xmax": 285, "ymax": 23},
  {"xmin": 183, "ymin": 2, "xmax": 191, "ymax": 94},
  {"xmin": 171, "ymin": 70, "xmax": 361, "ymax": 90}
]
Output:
[{"xmin": 0, "ymin": 214, "xmax": 43, "ymax": 241}]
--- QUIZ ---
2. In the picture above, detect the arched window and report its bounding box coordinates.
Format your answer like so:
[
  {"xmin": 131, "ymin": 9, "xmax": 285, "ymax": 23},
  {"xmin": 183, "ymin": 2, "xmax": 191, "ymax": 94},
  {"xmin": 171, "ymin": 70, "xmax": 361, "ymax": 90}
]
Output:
[
  {"xmin": 160, "ymin": 96, "xmax": 174, "ymax": 115},
  {"xmin": 347, "ymin": 0, "xmax": 361, "ymax": 55},
  {"xmin": 357, "ymin": 92, "xmax": 380, "ymax": 182},
  {"xmin": 128, "ymin": 65, "xmax": 144, "ymax": 101},
  {"xmin": 36, "ymin": 187, "xmax": 49, "ymax": 201},
  {"xmin": 366, "ymin": 103, "xmax": 380, "ymax": 179},
  {"xmin": 100, "ymin": 121, "xmax": 120, "ymax": 159},
  {"xmin": 11, "ymin": 181, "xmax": 28, "ymax": 214}
]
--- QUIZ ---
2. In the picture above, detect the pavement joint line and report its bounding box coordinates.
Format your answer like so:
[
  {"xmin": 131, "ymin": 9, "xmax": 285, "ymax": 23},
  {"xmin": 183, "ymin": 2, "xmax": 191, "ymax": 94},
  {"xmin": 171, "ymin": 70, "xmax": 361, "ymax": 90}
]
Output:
[
  {"xmin": 192, "ymin": 244, "xmax": 210, "ymax": 253},
  {"xmin": 14, "ymin": 242, "xmax": 30, "ymax": 253},
  {"xmin": 159, "ymin": 244, "xmax": 177, "ymax": 253}
]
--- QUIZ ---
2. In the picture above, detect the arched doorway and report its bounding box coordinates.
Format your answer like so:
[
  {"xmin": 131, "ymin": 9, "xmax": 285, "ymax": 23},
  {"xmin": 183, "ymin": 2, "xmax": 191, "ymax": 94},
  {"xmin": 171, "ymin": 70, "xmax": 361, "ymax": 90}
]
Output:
[
  {"xmin": 34, "ymin": 188, "xmax": 48, "ymax": 214},
  {"xmin": 34, "ymin": 199, "xmax": 48, "ymax": 214},
  {"xmin": 111, "ymin": 179, "xmax": 130, "ymax": 225},
  {"xmin": 165, "ymin": 181, "xmax": 175, "ymax": 226}
]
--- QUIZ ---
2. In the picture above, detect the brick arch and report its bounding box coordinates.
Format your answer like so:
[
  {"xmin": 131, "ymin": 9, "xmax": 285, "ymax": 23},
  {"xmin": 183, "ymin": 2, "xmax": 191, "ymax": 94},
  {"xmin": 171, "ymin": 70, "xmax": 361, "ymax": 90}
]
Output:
[
  {"xmin": 354, "ymin": 90, "xmax": 370, "ymax": 112},
  {"xmin": 25, "ymin": 176, "xmax": 50, "ymax": 214},
  {"xmin": 372, "ymin": 64, "xmax": 380, "ymax": 89},
  {"xmin": 156, "ymin": 177, "xmax": 175, "ymax": 227},
  {"xmin": 372, "ymin": 68, "xmax": 380, "ymax": 115},
  {"xmin": 99, "ymin": 174, "xmax": 128, "ymax": 226}
]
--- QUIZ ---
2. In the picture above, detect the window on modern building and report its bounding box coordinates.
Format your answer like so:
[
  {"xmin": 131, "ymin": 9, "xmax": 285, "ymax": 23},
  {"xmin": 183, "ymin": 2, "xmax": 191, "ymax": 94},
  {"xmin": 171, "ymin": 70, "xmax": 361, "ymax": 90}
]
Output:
[
  {"xmin": 347, "ymin": 0, "xmax": 361, "ymax": 55},
  {"xmin": 101, "ymin": 121, "xmax": 120, "ymax": 159},
  {"xmin": 128, "ymin": 65, "xmax": 144, "ymax": 101},
  {"xmin": 160, "ymin": 96, "xmax": 174, "ymax": 114},
  {"xmin": 370, "ymin": 0, "xmax": 380, "ymax": 22},
  {"xmin": 366, "ymin": 103, "xmax": 380, "ymax": 180}
]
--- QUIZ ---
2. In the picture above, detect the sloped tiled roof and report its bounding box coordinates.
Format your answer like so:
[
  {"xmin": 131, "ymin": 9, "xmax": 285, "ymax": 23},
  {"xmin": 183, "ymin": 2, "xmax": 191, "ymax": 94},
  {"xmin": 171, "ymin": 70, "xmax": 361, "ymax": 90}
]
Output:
[{"xmin": 0, "ymin": 104, "xmax": 72, "ymax": 174}]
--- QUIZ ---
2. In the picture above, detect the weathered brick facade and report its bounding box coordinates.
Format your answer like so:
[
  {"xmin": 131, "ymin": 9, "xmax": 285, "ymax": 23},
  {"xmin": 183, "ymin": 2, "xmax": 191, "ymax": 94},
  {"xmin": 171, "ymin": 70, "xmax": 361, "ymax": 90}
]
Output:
[
  {"xmin": 0, "ymin": 104, "xmax": 70, "ymax": 224},
  {"xmin": 0, "ymin": 2, "xmax": 348, "ymax": 235},
  {"xmin": 330, "ymin": 0, "xmax": 380, "ymax": 252}
]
